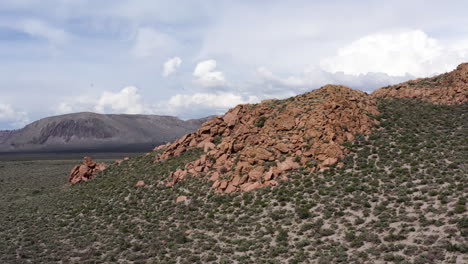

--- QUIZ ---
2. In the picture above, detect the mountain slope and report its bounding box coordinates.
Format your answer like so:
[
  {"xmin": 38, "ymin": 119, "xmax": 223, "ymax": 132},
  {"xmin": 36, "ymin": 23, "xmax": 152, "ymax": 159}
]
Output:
[
  {"xmin": 373, "ymin": 63, "xmax": 468, "ymax": 104},
  {"xmin": 1, "ymin": 98, "xmax": 466, "ymax": 263},
  {"xmin": 0, "ymin": 112, "xmax": 211, "ymax": 152}
]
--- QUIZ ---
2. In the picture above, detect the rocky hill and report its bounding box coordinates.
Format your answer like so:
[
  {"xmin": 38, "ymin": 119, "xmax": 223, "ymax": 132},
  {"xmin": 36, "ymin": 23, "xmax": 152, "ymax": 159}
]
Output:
[
  {"xmin": 156, "ymin": 85, "xmax": 380, "ymax": 193},
  {"xmin": 2, "ymin": 95, "xmax": 466, "ymax": 263},
  {"xmin": 1, "ymin": 64, "xmax": 467, "ymax": 263},
  {"xmin": 0, "ymin": 113, "xmax": 211, "ymax": 152},
  {"xmin": 373, "ymin": 63, "xmax": 468, "ymax": 104}
]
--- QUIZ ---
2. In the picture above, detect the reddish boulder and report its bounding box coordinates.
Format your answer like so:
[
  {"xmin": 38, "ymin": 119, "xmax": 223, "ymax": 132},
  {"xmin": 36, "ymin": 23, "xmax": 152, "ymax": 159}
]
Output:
[
  {"xmin": 248, "ymin": 166, "xmax": 265, "ymax": 181},
  {"xmin": 240, "ymin": 182, "xmax": 263, "ymax": 192},
  {"xmin": 176, "ymin": 196, "xmax": 188, "ymax": 203},
  {"xmin": 69, "ymin": 156, "xmax": 107, "ymax": 184},
  {"xmin": 277, "ymin": 157, "xmax": 300, "ymax": 172},
  {"xmin": 135, "ymin": 180, "xmax": 145, "ymax": 187}
]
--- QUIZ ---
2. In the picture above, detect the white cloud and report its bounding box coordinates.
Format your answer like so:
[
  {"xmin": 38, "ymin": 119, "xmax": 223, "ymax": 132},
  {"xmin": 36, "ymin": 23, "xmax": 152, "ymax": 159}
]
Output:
[
  {"xmin": 160, "ymin": 92, "xmax": 258, "ymax": 118},
  {"xmin": 94, "ymin": 86, "xmax": 145, "ymax": 114},
  {"xmin": 51, "ymin": 86, "xmax": 258, "ymax": 120},
  {"xmin": 132, "ymin": 27, "xmax": 179, "ymax": 58},
  {"xmin": 162, "ymin": 57, "xmax": 182, "ymax": 77},
  {"xmin": 193, "ymin": 60, "xmax": 226, "ymax": 87},
  {"xmin": 321, "ymin": 30, "xmax": 468, "ymax": 76},
  {"xmin": 52, "ymin": 87, "xmax": 150, "ymax": 116},
  {"xmin": 54, "ymin": 102, "xmax": 74, "ymax": 115},
  {"xmin": 18, "ymin": 19, "xmax": 69, "ymax": 43},
  {"xmin": 0, "ymin": 103, "xmax": 29, "ymax": 128},
  {"xmin": 257, "ymin": 67, "xmax": 306, "ymax": 87},
  {"xmin": 256, "ymin": 66, "xmax": 412, "ymax": 94},
  {"xmin": 198, "ymin": 5, "xmax": 325, "ymax": 72}
]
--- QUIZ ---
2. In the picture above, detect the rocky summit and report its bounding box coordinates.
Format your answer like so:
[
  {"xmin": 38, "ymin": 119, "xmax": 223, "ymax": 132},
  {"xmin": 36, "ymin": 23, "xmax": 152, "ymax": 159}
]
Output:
[
  {"xmin": 156, "ymin": 85, "xmax": 380, "ymax": 193},
  {"xmin": 373, "ymin": 63, "xmax": 468, "ymax": 105}
]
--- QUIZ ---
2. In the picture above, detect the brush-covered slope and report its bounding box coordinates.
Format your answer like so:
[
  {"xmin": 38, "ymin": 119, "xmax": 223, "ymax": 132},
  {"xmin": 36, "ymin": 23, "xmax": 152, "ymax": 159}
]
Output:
[
  {"xmin": 373, "ymin": 63, "xmax": 468, "ymax": 105},
  {"xmin": 0, "ymin": 112, "xmax": 211, "ymax": 152},
  {"xmin": 157, "ymin": 85, "xmax": 380, "ymax": 193},
  {"xmin": 1, "ymin": 98, "xmax": 466, "ymax": 263}
]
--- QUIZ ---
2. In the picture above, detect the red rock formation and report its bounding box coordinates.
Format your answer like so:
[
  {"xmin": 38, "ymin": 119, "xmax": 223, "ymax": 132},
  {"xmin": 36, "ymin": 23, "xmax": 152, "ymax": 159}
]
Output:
[
  {"xmin": 155, "ymin": 85, "xmax": 380, "ymax": 193},
  {"xmin": 373, "ymin": 63, "xmax": 468, "ymax": 105},
  {"xmin": 69, "ymin": 156, "xmax": 107, "ymax": 184}
]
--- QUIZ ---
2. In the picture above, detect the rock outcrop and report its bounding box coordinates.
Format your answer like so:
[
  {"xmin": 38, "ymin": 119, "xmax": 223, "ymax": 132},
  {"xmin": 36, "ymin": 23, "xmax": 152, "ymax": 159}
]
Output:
[
  {"xmin": 373, "ymin": 63, "xmax": 468, "ymax": 105},
  {"xmin": 155, "ymin": 85, "xmax": 380, "ymax": 193},
  {"xmin": 69, "ymin": 157, "xmax": 107, "ymax": 184}
]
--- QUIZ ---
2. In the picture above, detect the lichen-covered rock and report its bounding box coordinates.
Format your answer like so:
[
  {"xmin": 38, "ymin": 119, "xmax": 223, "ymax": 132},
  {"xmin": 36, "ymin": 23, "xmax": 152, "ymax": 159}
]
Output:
[
  {"xmin": 69, "ymin": 156, "xmax": 107, "ymax": 184},
  {"xmin": 373, "ymin": 63, "xmax": 468, "ymax": 105},
  {"xmin": 155, "ymin": 85, "xmax": 380, "ymax": 193}
]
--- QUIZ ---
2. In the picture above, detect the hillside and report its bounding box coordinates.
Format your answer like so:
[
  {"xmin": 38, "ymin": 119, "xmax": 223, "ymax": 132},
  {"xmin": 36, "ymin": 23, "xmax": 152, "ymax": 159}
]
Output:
[
  {"xmin": 0, "ymin": 97, "xmax": 466, "ymax": 263},
  {"xmin": 157, "ymin": 85, "xmax": 380, "ymax": 193},
  {"xmin": 373, "ymin": 63, "xmax": 468, "ymax": 104},
  {"xmin": 0, "ymin": 112, "xmax": 211, "ymax": 153}
]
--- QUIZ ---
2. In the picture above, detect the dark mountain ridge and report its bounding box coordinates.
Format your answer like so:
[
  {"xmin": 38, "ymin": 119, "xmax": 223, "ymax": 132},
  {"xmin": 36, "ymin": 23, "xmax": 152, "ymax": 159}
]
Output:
[{"xmin": 0, "ymin": 112, "xmax": 212, "ymax": 153}]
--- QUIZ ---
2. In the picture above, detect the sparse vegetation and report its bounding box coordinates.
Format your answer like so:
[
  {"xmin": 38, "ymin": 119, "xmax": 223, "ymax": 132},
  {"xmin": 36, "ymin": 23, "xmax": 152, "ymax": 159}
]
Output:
[{"xmin": 0, "ymin": 99, "xmax": 466, "ymax": 263}]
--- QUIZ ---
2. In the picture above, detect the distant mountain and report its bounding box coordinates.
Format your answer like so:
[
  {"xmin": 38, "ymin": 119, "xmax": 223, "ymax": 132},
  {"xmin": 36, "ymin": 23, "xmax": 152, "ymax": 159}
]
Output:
[
  {"xmin": 0, "ymin": 112, "xmax": 213, "ymax": 152},
  {"xmin": 0, "ymin": 130, "xmax": 14, "ymax": 143}
]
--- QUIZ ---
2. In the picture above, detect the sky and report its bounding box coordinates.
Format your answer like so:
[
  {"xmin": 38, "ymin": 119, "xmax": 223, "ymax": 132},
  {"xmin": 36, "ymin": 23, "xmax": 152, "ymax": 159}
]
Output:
[{"xmin": 0, "ymin": 0, "xmax": 467, "ymax": 129}]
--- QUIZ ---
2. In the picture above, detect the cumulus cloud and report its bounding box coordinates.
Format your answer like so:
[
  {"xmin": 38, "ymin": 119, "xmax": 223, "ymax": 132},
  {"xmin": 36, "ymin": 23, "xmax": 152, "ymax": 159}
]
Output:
[
  {"xmin": 162, "ymin": 57, "xmax": 182, "ymax": 77},
  {"xmin": 132, "ymin": 27, "xmax": 179, "ymax": 58},
  {"xmin": 94, "ymin": 86, "xmax": 145, "ymax": 114},
  {"xmin": 321, "ymin": 30, "xmax": 468, "ymax": 77},
  {"xmin": 256, "ymin": 66, "xmax": 412, "ymax": 94},
  {"xmin": 54, "ymin": 102, "xmax": 74, "ymax": 115},
  {"xmin": 52, "ymin": 86, "xmax": 260, "ymax": 120},
  {"xmin": 160, "ymin": 92, "xmax": 258, "ymax": 118},
  {"xmin": 193, "ymin": 60, "xmax": 226, "ymax": 87},
  {"xmin": 52, "ymin": 86, "xmax": 257, "ymax": 120},
  {"xmin": 0, "ymin": 104, "xmax": 29, "ymax": 128},
  {"xmin": 52, "ymin": 87, "xmax": 150, "ymax": 116},
  {"xmin": 257, "ymin": 67, "xmax": 306, "ymax": 87}
]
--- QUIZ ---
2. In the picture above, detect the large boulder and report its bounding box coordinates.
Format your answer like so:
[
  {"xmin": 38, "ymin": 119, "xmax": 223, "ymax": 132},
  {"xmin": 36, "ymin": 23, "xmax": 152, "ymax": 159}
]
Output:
[{"xmin": 69, "ymin": 156, "xmax": 107, "ymax": 184}]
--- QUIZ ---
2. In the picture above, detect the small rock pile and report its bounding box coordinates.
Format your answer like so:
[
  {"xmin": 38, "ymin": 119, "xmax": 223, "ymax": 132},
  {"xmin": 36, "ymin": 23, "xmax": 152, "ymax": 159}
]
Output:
[
  {"xmin": 373, "ymin": 63, "xmax": 468, "ymax": 105},
  {"xmin": 69, "ymin": 156, "xmax": 107, "ymax": 184},
  {"xmin": 155, "ymin": 85, "xmax": 380, "ymax": 193}
]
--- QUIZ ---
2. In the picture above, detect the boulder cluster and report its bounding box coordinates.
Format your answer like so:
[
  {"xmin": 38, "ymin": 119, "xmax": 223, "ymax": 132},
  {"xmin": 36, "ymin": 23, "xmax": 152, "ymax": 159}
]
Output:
[
  {"xmin": 155, "ymin": 85, "xmax": 380, "ymax": 193},
  {"xmin": 69, "ymin": 156, "xmax": 107, "ymax": 184},
  {"xmin": 373, "ymin": 63, "xmax": 468, "ymax": 105}
]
